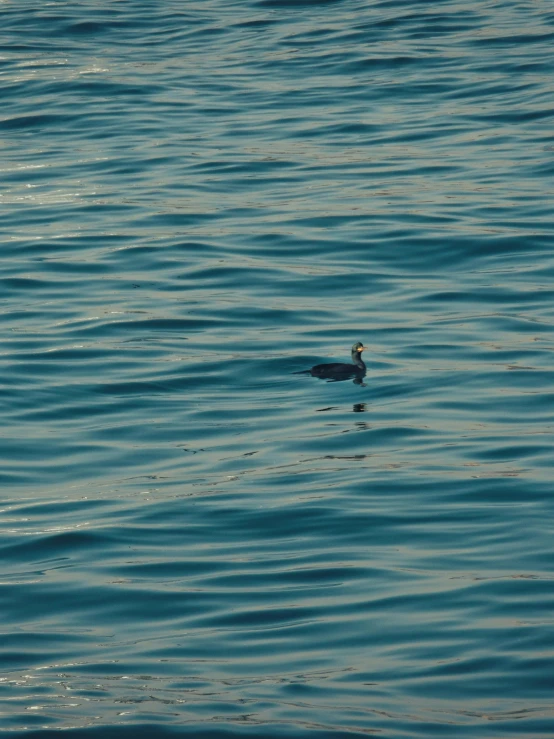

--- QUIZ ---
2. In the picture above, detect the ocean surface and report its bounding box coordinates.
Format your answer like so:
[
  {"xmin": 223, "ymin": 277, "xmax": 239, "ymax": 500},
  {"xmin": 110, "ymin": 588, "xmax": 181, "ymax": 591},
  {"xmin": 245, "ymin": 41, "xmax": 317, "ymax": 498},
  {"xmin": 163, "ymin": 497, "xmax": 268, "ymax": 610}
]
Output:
[{"xmin": 1, "ymin": 1, "xmax": 554, "ymax": 737}]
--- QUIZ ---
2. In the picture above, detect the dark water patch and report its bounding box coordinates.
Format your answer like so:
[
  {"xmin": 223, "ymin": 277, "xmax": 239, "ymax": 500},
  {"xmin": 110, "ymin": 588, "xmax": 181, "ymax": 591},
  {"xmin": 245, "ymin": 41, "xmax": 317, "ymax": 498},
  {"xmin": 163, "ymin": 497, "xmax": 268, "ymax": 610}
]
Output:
[
  {"xmin": 109, "ymin": 558, "xmax": 229, "ymax": 582},
  {"xmin": 72, "ymin": 317, "xmax": 216, "ymax": 338},
  {"xmin": 1, "ymin": 529, "xmax": 116, "ymax": 563},
  {"xmin": 95, "ymin": 379, "xmax": 190, "ymax": 396},
  {"xmin": 191, "ymin": 158, "xmax": 299, "ymax": 175},
  {"xmin": 0, "ymin": 113, "xmax": 69, "ymax": 131},
  {"xmin": 256, "ymin": 0, "xmax": 345, "ymax": 7},
  {"xmin": 1, "ymin": 276, "xmax": 57, "ymax": 292},
  {"xmin": 470, "ymin": 30, "xmax": 554, "ymax": 48}
]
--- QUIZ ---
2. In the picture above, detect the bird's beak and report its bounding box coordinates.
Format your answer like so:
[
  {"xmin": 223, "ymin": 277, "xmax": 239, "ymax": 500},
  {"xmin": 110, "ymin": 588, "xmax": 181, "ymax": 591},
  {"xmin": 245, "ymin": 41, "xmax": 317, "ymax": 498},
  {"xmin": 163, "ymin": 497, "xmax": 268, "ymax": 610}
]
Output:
[{"xmin": 359, "ymin": 346, "xmax": 366, "ymax": 352}]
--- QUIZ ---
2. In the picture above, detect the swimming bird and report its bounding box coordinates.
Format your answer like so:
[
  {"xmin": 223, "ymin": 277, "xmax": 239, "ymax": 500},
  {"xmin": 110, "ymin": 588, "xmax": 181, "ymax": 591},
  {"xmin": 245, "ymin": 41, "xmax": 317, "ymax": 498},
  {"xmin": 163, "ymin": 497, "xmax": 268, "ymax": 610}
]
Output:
[{"xmin": 297, "ymin": 342, "xmax": 367, "ymax": 382}]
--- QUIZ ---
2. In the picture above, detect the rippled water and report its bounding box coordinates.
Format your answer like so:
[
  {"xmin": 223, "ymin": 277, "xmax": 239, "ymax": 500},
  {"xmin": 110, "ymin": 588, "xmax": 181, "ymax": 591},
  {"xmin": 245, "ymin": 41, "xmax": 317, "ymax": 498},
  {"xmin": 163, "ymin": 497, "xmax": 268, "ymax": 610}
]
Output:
[{"xmin": 2, "ymin": 1, "xmax": 554, "ymax": 736}]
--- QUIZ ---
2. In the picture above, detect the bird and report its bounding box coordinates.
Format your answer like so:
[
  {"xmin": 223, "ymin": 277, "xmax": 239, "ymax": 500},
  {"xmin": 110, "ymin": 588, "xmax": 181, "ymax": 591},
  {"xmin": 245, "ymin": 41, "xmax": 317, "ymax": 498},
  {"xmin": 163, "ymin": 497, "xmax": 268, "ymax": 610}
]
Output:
[{"xmin": 296, "ymin": 342, "xmax": 367, "ymax": 382}]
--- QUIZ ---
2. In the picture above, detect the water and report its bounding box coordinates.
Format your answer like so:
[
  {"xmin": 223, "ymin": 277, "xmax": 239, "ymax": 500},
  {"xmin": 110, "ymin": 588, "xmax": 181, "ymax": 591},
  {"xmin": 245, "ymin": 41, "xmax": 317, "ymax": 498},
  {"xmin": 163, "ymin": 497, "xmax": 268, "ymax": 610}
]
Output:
[{"xmin": 2, "ymin": 1, "xmax": 554, "ymax": 736}]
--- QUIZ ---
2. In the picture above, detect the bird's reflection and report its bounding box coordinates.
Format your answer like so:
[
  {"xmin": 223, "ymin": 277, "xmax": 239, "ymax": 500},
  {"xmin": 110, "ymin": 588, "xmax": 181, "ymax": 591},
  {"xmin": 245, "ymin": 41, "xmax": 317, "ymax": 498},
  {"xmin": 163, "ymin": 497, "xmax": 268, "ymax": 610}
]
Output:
[{"xmin": 353, "ymin": 402, "xmax": 367, "ymax": 412}]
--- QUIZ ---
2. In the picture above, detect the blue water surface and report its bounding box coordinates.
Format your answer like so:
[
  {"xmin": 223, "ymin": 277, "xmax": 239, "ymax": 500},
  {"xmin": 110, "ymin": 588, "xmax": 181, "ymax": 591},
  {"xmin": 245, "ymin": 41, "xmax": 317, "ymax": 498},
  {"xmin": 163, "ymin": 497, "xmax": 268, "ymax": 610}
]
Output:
[{"xmin": 1, "ymin": 0, "xmax": 554, "ymax": 737}]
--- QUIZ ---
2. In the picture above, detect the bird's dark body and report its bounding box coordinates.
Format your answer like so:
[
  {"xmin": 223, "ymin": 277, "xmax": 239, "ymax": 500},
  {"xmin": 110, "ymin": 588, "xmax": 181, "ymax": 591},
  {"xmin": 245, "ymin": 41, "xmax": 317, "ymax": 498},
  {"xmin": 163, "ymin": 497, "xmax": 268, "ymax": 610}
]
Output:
[
  {"xmin": 296, "ymin": 342, "xmax": 367, "ymax": 383},
  {"xmin": 310, "ymin": 362, "xmax": 361, "ymax": 380}
]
